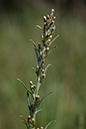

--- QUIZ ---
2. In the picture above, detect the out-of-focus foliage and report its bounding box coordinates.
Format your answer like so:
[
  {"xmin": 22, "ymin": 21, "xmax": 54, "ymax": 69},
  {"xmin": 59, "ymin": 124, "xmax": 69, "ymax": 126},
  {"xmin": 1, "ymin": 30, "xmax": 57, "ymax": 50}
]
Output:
[{"xmin": 0, "ymin": 1, "xmax": 86, "ymax": 129}]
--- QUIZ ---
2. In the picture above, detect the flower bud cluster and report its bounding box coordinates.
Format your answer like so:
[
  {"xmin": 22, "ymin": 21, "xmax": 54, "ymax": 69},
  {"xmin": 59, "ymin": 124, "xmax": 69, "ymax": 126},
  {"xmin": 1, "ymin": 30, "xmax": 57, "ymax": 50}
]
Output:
[
  {"xmin": 28, "ymin": 115, "xmax": 35, "ymax": 127},
  {"xmin": 40, "ymin": 68, "xmax": 45, "ymax": 83},
  {"xmin": 37, "ymin": 9, "xmax": 56, "ymax": 59},
  {"xmin": 42, "ymin": 9, "xmax": 55, "ymax": 46},
  {"xmin": 30, "ymin": 81, "xmax": 36, "ymax": 93}
]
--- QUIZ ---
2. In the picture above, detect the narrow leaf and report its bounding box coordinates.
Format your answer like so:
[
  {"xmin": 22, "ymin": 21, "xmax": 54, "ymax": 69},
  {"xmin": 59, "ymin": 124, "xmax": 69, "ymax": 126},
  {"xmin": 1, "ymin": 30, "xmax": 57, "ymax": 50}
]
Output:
[
  {"xmin": 17, "ymin": 78, "xmax": 32, "ymax": 95},
  {"xmin": 34, "ymin": 48, "xmax": 39, "ymax": 64},
  {"xmin": 44, "ymin": 64, "xmax": 51, "ymax": 76},
  {"xmin": 30, "ymin": 39, "xmax": 37, "ymax": 49},
  {"xmin": 27, "ymin": 91, "xmax": 31, "ymax": 108},
  {"xmin": 45, "ymin": 120, "xmax": 56, "ymax": 129},
  {"xmin": 47, "ymin": 46, "xmax": 57, "ymax": 56},
  {"xmin": 20, "ymin": 115, "xmax": 29, "ymax": 129},
  {"xmin": 36, "ymin": 92, "xmax": 52, "ymax": 108},
  {"xmin": 35, "ymin": 109, "xmax": 43, "ymax": 115},
  {"xmin": 32, "ymin": 67, "xmax": 36, "ymax": 72},
  {"xmin": 30, "ymin": 39, "xmax": 42, "ymax": 66},
  {"xmin": 49, "ymin": 35, "xmax": 59, "ymax": 46},
  {"xmin": 36, "ymin": 25, "xmax": 43, "ymax": 29}
]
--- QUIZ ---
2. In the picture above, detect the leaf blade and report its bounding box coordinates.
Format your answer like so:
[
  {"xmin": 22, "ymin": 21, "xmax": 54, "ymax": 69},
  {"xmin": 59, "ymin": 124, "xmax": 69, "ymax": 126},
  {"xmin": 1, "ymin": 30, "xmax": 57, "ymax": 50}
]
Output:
[{"xmin": 17, "ymin": 78, "xmax": 32, "ymax": 95}]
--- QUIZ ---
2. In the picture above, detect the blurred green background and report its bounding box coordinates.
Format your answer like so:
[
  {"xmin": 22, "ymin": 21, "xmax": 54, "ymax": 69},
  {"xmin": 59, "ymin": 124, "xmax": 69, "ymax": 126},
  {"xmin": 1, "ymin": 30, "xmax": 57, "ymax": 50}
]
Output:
[{"xmin": 0, "ymin": 0, "xmax": 86, "ymax": 129}]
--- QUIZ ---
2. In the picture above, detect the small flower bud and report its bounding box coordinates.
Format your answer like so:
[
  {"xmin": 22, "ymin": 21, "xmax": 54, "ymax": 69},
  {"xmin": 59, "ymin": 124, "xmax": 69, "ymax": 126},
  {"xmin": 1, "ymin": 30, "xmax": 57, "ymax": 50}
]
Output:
[
  {"xmin": 45, "ymin": 47, "xmax": 49, "ymax": 55},
  {"xmin": 51, "ymin": 9, "xmax": 54, "ymax": 13},
  {"xmin": 52, "ymin": 26, "xmax": 55, "ymax": 31},
  {"xmin": 53, "ymin": 16, "xmax": 56, "ymax": 20},
  {"xmin": 47, "ymin": 32, "xmax": 50, "ymax": 36},
  {"xmin": 28, "ymin": 115, "xmax": 32, "ymax": 124},
  {"xmin": 48, "ymin": 39, "xmax": 51, "ymax": 43},
  {"xmin": 36, "ymin": 65, "xmax": 39, "ymax": 71},
  {"xmin": 43, "ymin": 16, "xmax": 47, "ymax": 21},
  {"xmin": 49, "ymin": 35, "xmax": 52, "ymax": 39},
  {"xmin": 30, "ymin": 81, "xmax": 33, "ymax": 85},
  {"xmin": 41, "ymin": 69, "xmax": 45, "ymax": 73},
  {"xmin": 47, "ymin": 14, "xmax": 50, "ymax": 19},
  {"xmin": 37, "ymin": 128, "xmax": 39, "ymax": 129},
  {"xmin": 44, "ymin": 22, "xmax": 46, "ymax": 26},
  {"xmin": 46, "ymin": 47, "xmax": 49, "ymax": 51},
  {"xmin": 35, "ymin": 95, "xmax": 40, "ymax": 103},
  {"xmin": 40, "ymin": 73, "xmax": 45, "ymax": 81},
  {"xmin": 46, "ymin": 39, "xmax": 51, "ymax": 45},
  {"xmin": 31, "ymin": 118, "xmax": 35, "ymax": 126},
  {"xmin": 38, "ymin": 42, "xmax": 42, "ymax": 50},
  {"xmin": 40, "ymin": 127, "xmax": 43, "ymax": 129},
  {"xmin": 30, "ymin": 84, "xmax": 36, "ymax": 92},
  {"xmin": 51, "ymin": 20, "xmax": 54, "ymax": 24}
]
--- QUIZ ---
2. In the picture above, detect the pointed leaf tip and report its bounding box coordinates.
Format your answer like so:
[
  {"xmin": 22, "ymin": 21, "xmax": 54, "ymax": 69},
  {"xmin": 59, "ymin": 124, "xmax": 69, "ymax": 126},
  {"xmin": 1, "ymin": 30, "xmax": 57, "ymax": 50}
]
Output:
[
  {"xmin": 44, "ymin": 64, "xmax": 51, "ymax": 76},
  {"xmin": 17, "ymin": 78, "xmax": 32, "ymax": 96},
  {"xmin": 45, "ymin": 120, "xmax": 56, "ymax": 129},
  {"xmin": 49, "ymin": 35, "xmax": 59, "ymax": 46},
  {"xmin": 36, "ymin": 25, "xmax": 43, "ymax": 29}
]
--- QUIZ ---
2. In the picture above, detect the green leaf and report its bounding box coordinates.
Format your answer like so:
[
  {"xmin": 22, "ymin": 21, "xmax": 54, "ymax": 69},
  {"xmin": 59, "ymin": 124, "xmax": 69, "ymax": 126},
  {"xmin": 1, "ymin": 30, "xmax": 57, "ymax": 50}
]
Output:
[
  {"xmin": 36, "ymin": 92, "xmax": 52, "ymax": 108},
  {"xmin": 47, "ymin": 46, "xmax": 57, "ymax": 56},
  {"xmin": 30, "ymin": 39, "xmax": 40, "ymax": 63},
  {"xmin": 44, "ymin": 64, "xmax": 51, "ymax": 76},
  {"xmin": 36, "ymin": 25, "xmax": 43, "ymax": 29},
  {"xmin": 45, "ymin": 120, "xmax": 56, "ymax": 129},
  {"xmin": 35, "ymin": 109, "xmax": 43, "ymax": 115},
  {"xmin": 17, "ymin": 78, "xmax": 32, "ymax": 96},
  {"xmin": 30, "ymin": 39, "xmax": 37, "ymax": 49},
  {"xmin": 49, "ymin": 35, "xmax": 59, "ymax": 46},
  {"xmin": 20, "ymin": 115, "xmax": 29, "ymax": 129}
]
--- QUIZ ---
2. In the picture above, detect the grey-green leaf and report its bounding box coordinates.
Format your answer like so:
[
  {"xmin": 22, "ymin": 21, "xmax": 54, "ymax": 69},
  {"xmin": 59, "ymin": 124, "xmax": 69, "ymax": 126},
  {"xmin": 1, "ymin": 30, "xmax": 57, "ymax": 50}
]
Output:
[
  {"xmin": 20, "ymin": 115, "xmax": 29, "ymax": 129},
  {"xmin": 17, "ymin": 78, "xmax": 32, "ymax": 96},
  {"xmin": 45, "ymin": 120, "xmax": 56, "ymax": 129},
  {"xmin": 44, "ymin": 64, "xmax": 51, "ymax": 76},
  {"xmin": 47, "ymin": 46, "xmax": 57, "ymax": 56},
  {"xmin": 36, "ymin": 92, "xmax": 52, "ymax": 108},
  {"xmin": 27, "ymin": 91, "xmax": 31, "ymax": 109},
  {"xmin": 49, "ymin": 35, "xmax": 59, "ymax": 46}
]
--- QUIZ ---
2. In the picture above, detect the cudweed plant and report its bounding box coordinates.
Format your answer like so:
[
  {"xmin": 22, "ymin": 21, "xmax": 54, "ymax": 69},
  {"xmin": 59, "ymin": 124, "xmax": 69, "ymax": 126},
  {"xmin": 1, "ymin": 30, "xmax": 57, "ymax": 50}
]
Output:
[{"xmin": 17, "ymin": 9, "xmax": 59, "ymax": 129}]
